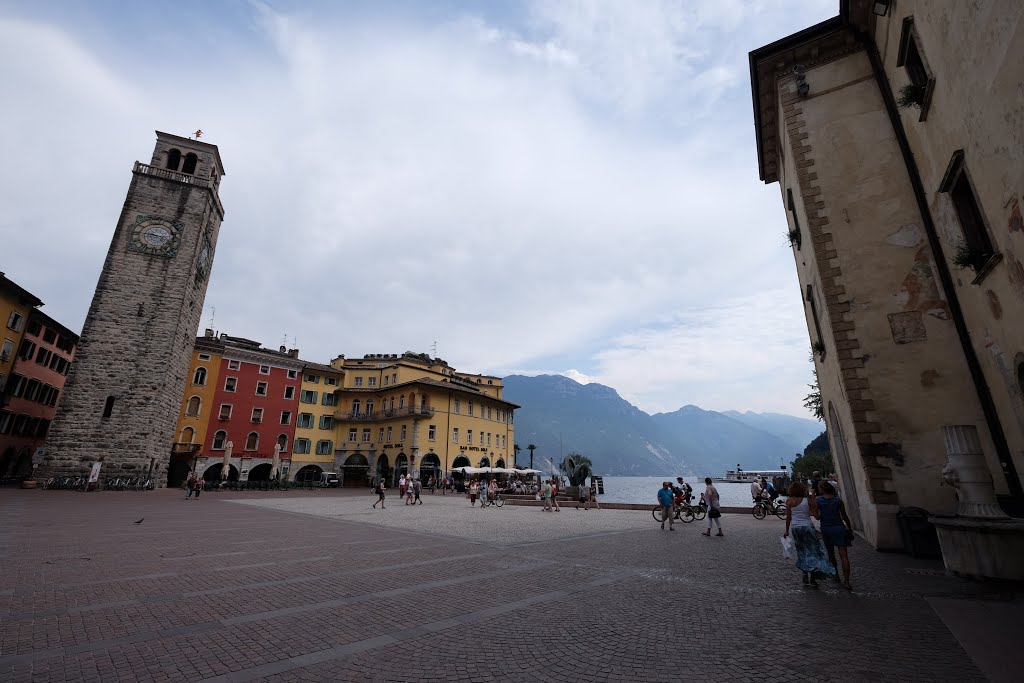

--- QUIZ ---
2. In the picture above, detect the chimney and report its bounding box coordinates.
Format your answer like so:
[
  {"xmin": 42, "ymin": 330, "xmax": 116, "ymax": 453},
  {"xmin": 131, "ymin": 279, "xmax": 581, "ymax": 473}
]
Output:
[
  {"xmin": 288, "ymin": 348, "xmax": 299, "ymax": 358},
  {"xmin": 279, "ymin": 345, "xmax": 286, "ymax": 353},
  {"xmin": 204, "ymin": 328, "xmax": 214, "ymax": 338}
]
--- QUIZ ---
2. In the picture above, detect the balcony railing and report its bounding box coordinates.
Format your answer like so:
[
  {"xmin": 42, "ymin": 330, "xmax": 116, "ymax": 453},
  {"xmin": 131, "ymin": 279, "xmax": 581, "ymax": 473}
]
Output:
[
  {"xmin": 172, "ymin": 443, "xmax": 201, "ymax": 454},
  {"xmin": 333, "ymin": 406, "xmax": 435, "ymax": 422},
  {"xmin": 134, "ymin": 162, "xmax": 211, "ymax": 188}
]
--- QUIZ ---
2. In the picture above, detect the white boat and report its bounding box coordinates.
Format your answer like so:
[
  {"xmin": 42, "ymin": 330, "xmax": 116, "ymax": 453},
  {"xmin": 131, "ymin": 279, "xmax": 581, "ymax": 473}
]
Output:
[{"xmin": 718, "ymin": 468, "xmax": 787, "ymax": 483}]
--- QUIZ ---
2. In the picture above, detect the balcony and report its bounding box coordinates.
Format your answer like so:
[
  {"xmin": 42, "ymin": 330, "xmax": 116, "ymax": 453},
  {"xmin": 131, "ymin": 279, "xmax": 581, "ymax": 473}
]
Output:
[
  {"xmin": 172, "ymin": 443, "xmax": 201, "ymax": 454},
  {"xmin": 334, "ymin": 406, "xmax": 435, "ymax": 422},
  {"xmin": 133, "ymin": 162, "xmax": 224, "ymax": 216}
]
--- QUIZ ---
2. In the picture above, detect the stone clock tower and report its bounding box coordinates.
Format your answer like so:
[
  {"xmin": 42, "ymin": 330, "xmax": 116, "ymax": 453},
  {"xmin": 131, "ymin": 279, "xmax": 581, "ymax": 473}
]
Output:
[{"xmin": 42, "ymin": 131, "xmax": 226, "ymax": 485}]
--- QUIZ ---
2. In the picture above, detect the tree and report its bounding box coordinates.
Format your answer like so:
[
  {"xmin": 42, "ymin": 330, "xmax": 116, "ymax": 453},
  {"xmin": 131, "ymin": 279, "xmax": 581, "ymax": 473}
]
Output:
[
  {"xmin": 513, "ymin": 443, "xmax": 521, "ymax": 468},
  {"xmin": 804, "ymin": 352, "xmax": 823, "ymax": 421},
  {"xmin": 527, "ymin": 444, "xmax": 536, "ymax": 470},
  {"xmin": 790, "ymin": 431, "xmax": 833, "ymax": 479}
]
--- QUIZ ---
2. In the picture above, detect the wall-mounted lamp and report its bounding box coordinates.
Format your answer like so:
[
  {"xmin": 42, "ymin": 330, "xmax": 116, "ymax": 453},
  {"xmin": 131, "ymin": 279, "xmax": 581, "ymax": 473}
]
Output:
[{"xmin": 872, "ymin": 0, "xmax": 891, "ymax": 16}]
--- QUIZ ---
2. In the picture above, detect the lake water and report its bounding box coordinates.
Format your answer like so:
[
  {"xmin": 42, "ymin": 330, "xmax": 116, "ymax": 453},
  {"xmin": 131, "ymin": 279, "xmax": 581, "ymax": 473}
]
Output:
[{"xmin": 597, "ymin": 476, "xmax": 759, "ymax": 508}]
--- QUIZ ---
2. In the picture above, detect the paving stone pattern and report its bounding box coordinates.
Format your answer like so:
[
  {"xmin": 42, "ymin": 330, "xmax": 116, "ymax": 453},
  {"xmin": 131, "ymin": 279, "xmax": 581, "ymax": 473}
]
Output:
[{"xmin": 1, "ymin": 488, "xmax": 1016, "ymax": 682}]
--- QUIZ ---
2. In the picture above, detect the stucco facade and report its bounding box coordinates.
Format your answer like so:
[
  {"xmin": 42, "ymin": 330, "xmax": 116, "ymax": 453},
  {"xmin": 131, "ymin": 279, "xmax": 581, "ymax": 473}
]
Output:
[{"xmin": 750, "ymin": 1, "xmax": 1024, "ymax": 548}]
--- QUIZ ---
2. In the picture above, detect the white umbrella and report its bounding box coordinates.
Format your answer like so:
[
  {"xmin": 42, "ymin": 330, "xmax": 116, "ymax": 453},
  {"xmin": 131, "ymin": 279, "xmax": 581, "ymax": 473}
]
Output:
[
  {"xmin": 270, "ymin": 443, "xmax": 281, "ymax": 481},
  {"xmin": 515, "ymin": 468, "xmax": 542, "ymax": 474},
  {"xmin": 221, "ymin": 441, "xmax": 233, "ymax": 479}
]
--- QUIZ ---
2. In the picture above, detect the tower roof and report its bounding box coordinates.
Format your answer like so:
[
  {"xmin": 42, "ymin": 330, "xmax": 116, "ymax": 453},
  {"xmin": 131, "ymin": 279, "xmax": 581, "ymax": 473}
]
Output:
[{"xmin": 155, "ymin": 130, "xmax": 226, "ymax": 176}]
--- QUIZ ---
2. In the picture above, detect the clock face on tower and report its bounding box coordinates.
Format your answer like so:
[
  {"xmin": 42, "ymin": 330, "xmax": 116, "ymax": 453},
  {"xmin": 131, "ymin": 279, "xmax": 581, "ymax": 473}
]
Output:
[{"xmin": 129, "ymin": 216, "xmax": 183, "ymax": 257}]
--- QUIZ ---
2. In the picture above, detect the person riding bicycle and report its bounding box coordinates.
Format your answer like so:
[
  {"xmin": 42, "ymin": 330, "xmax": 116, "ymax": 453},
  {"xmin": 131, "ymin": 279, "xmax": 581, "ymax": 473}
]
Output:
[
  {"xmin": 763, "ymin": 478, "xmax": 779, "ymax": 501},
  {"xmin": 672, "ymin": 477, "xmax": 693, "ymax": 505}
]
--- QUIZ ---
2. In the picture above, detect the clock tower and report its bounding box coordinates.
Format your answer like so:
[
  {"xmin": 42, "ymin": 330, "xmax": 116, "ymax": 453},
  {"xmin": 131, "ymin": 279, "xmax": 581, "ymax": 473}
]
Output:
[{"xmin": 42, "ymin": 131, "xmax": 226, "ymax": 485}]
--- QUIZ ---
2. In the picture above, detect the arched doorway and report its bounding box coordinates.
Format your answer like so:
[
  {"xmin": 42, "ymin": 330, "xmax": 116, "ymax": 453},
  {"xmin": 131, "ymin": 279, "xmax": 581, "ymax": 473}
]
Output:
[
  {"xmin": 495, "ymin": 458, "xmax": 506, "ymax": 469},
  {"xmin": 248, "ymin": 463, "xmax": 272, "ymax": 481},
  {"xmin": 828, "ymin": 402, "xmax": 862, "ymax": 530},
  {"xmin": 294, "ymin": 464, "xmax": 323, "ymax": 483},
  {"xmin": 478, "ymin": 456, "xmax": 490, "ymax": 468},
  {"xmin": 394, "ymin": 453, "xmax": 408, "ymax": 486},
  {"xmin": 421, "ymin": 453, "xmax": 441, "ymax": 484},
  {"xmin": 451, "ymin": 454, "xmax": 471, "ymax": 489},
  {"xmin": 168, "ymin": 460, "xmax": 192, "ymax": 488},
  {"xmin": 202, "ymin": 463, "xmax": 239, "ymax": 481},
  {"xmin": 375, "ymin": 455, "xmax": 390, "ymax": 488},
  {"xmin": 342, "ymin": 454, "xmax": 369, "ymax": 487}
]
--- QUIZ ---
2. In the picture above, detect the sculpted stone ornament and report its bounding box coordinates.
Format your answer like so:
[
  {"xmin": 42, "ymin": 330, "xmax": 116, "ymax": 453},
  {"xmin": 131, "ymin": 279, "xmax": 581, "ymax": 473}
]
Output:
[{"xmin": 941, "ymin": 425, "xmax": 1009, "ymax": 519}]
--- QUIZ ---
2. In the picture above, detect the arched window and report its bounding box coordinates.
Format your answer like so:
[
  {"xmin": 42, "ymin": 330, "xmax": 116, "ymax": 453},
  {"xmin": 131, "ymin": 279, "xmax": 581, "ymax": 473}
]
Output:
[
  {"xmin": 277, "ymin": 434, "xmax": 288, "ymax": 452},
  {"xmin": 179, "ymin": 427, "xmax": 195, "ymax": 443},
  {"xmin": 245, "ymin": 432, "xmax": 259, "ymax": 451},
  {"xmin": 212, "ymin": 430, "xmax": 227, "ymax": 449},
  {"xmin": 366, "ymin": 400, "xmax": 374, "ymax": 416},
  {"xmin": 186, "ymin": 396, "xmax": 201, "ymax": 416},
  {"xmin": 182, "ymin": 153, "xmax": 198, "ymax": 175},
  {"xmin": 166, "ymin": 148, "xmax": 181, "ymax": 171},
  {"xmin": 398, "ymin": 395, "xmax": 405, "ymax": 409},
  {"xmin": 193, "ymin": 367, "xmax": 207, "ymax": 385},
  {"xmin": 351, "ymin": 399, "xmax": 360, "ymax": 416}
]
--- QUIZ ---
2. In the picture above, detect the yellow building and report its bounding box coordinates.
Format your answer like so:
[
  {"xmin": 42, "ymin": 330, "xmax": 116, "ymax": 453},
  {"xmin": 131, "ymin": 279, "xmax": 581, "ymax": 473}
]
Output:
[
  {"xmin": 292, "ymin": 361, "xmax": 345, "ymax": 482},
  {"xmin": 330, "ymin": 352, "xmax": 517, "ymax": 487},
  {"xmin": 0, "ymin": 272, "xmax": 43, "ymax": 395},
  {"xmin": 169, "ymin": 334, "xmax": 223, "ymax": 486}
]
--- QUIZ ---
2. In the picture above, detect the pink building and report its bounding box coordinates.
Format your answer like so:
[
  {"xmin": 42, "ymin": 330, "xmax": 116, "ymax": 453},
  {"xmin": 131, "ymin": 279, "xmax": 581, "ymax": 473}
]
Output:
[{"xmin": 0, "ymin": 310, "xmax": 77, "ymax": 479}]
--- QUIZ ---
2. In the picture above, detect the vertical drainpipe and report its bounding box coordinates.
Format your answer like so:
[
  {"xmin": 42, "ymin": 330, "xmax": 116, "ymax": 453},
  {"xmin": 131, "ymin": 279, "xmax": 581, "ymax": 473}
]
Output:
[
  {"xmin": 855, "ymin": 29, "xmax": 1023, "ymax": 501},
  {"xmin": 445, "ymin": 389, "xmax": 452, "ymax": 476}
]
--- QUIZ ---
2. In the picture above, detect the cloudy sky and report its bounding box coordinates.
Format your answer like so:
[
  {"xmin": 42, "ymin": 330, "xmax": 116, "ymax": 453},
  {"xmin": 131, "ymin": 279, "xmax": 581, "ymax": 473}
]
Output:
[{"xmin": 0, "ymin": 0, "xmax": 836, "ymax": 419}]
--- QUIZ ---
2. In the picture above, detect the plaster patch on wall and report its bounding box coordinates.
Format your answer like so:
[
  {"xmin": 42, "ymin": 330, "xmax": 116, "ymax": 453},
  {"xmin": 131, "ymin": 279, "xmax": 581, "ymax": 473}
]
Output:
[
  {"xmin": 986, "ymin": 289, "xmax": 1003, "ymax": 319},
  {"xmin": 885, "ymin": 223, "xmax": 924, "ymax": 247},
  {"xmin": 894, "ymin": 246, "xmax": 950, "ymax": 319},
  {"xmin": 1004, "ymin": 245, "xmax": 1024, "ymax": 302},
  {"xmin": 920, "ymin": 368, "xmax": 940, "ymax": 387},
  {"xmin": 888, "ymin": 311, "xmax": 927, "ymax": 344},
  {"xmin": 1008, "ymin": 198, "xmax": 1022, "ymax": 234}
]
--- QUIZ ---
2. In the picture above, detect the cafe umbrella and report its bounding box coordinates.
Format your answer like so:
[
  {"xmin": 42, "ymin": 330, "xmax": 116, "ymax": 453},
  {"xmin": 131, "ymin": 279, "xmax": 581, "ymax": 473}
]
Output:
[{"xmin": 220, "ymin": 441, "xmax": 233, "ymax": 480}]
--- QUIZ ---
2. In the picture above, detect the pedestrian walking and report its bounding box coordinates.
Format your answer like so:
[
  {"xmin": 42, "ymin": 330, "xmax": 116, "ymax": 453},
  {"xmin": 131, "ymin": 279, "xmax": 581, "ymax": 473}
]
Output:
[
  {"xmin": 541, "ymin": 479, "xmax": 553, "ymax": 511},
  {"xmin": 701, "ymin": 477, "xmax": 723, "ymax": 536},
  {"xmin": 479, "ymin": 478, "xmax": 489, "ymax": 508},
  {"xmin": 469, "ymin": 480, "xmax": 479, "ymax": 506},
  {"xmin": 372, "ymin": 479, "xmax": 386, "ymax": 509},
  {"xmin": 192, "ymin": 473, "xmax": 203, "ymax": 499},
  {"xmin": 488, "ymin": 479, "xmax": 498, "ymax": 505},
  {"xmin": 413, "ymin": 478, "xmax": 423, "ymax": 505},
  {"xmin": 783, "ymin": 481, "xmax": 835, "ymax": 588},
  {"xmin": 590, "ymin": 481, "xmax": 601, "ymax": 510},
  {"xmin": 185, "ymin": 472, "xmax": 196, "ymax": 500},
  {"xmin": 399, "ymin": 474, "xmax": 407, "ymax": 500},
  {"xmin": 657, "ymin": 481, "xmax": 675, "ymax": 530},
  {"xmin": 551, "ymin": 479, "xmax": 561, "ymax": 511},
  {"xmin": 814, "ymin": 481, "xmax": 854, "ymax": 590},
  {"xmin": 577, "ymin": 481, "xmax": 589, "ymax": 510},
  {"xmin": 405, "ymin": 481, "xmax": 414, "ymax": 505}
]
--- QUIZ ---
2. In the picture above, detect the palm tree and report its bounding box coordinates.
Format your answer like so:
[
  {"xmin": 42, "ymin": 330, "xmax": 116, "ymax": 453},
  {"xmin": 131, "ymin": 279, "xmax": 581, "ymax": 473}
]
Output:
[
  {"xmin": 527, "ymin": 444, "xmax": 536, "ymax": 470},
  {"xmin": 513, "ymin": 443, "xmax": 521, "ymax": 468}
]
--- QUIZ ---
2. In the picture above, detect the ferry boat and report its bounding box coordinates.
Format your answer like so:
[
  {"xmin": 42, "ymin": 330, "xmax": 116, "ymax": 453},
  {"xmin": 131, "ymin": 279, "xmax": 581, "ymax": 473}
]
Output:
[{"xmin": 717, "ymin": 468, "xmax": 787, "ymax": 483}]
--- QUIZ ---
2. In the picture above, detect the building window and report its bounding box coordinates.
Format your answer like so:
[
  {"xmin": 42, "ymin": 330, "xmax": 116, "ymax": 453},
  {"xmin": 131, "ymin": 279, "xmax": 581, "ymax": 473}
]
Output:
[
  {"xmin": 316, "ymin": 440, "xmax": 333, "ymax": 455},
  {"xmin": 17, "ymin": 338, "xmax": 35, "ymax": 360},
  {"xmin": 212, "ymin": 430, "xmax": 227, "ymax": 449},
  {"xmin": 502, "ymin": 435, "xmax": 507, "ymax": 448},
  {"xmin": 399, "ymin": 395, "xmax": 405, "ymax": 410},
  {"xmin": 287, "ymin": 370, "xmax": 298, "ymax": 379},
  {"xmin": 806, "ymin": 285, "xmax": 827, "ymax": 358},
  {"xmin": 166, "ymin": 148, "xmax": 181, "ymax": 171},
  {"xmin": 400, "ymin": 425, "xmax": 407, "ymax": 441},
  {"xmin": 186, "ymin": 396, "xmax": 201, "ymax": 416},
  {"xmin": 386, "ymin": 426, "xmax": 393, "ymax": 442},
  {"xmin": 0, "ymin": 339, "xmax": 12, "ymax": 362},
  {"xmin": 26, "ymin": 319, "xmax": 42, "ymax": 336},
  {"xmin": 245, "ymin": 432, "xmax": 259, "ymax": 451},
  {"xmin": 277, "ymin": 434, "xmax": 288, "ymax": 452},
  {"xmin": 366, "ymin": 400, "xmax": 374, "ymax": 416},
  {"xmin": 428, "ymin": 424, "xmax": 436, "ymax": 441},
  {"xmin": 179, "ymin": 426, "xmax": 195, "ymax": 443},
  {"xmin": 468, "ymin": 402, "xmax": 473, "ymax": 416},
  {"xmin": 182, "ymin": 153, "xmax": 198, "ymax": 175},
  {"xmin": 7, "ymin": 311, "xmax": 24, "ymax": 332},
  {"xmin": 102, "ymin": 396, "xmax": 115, "ymax": 419},
  {"xmin": 224, "ymin": 377, "xmax": 237, "ymax": 392},
  {"xmin": 939, "ymin": 150, "xmax": 997, "ymax": 276},
  {"xmin": 322, "ymin": 393, "xmax": 337, "ymax": 406},
  {"xmin": 198, "ymin": 353, "xmax": 211, "ymax": 361},
  {"xmin": 219, "ymin": 404, "xmax": 232, "ymax": 420},
  {"xmin": 255, "ymin": 381, "xmax": 268, "ymax": 396},
  {"xmin": 368, "ymin": 377, "xmax": 377, "ymax": 387},
  {"xmin": 294, "ymin": 438, "xmax": 311, "ymax": 454},
  {"xmin": 280, "ymin": 411, "xmax": 292, "ymax": 425},
  {"xmin": 487, "ymin": 407, "xmax": 492, "ymax": 420},
  {"xmin": 453, "ymin": 428, "xmax": 459, "ymax": 443},
  {"xmin": 349, "ymin": 428, "xmax": 357, "ymax": 442},
  {"xmin": 362, "ymin": 428, "xmax": 371, "ymax": 442},
  {"xmin": 487, "ymin": 433, "xmax": 492, "ymax": 446},
  {"xmin": 383, "ymin": 376, "xmax": 389, "ymax": 386},
  {"xmin": 298, "ymin": 413, "xmax": 314, "ymax": 428},
  {"xmin": 392, "ymin": 373, "xmax": 397, "ymax": 384},
  {"xmin": 379, "ymin": 427, "xmax": 385, "ymax": 442},
  {"xmin": 468, "ymin": 429, "xmax": 474, "ymax": 445},
  {"xmin": 192, "ymin": 367, "xmax": 207, "ymax": 385},
  {"xmin": 301, "ymin": 389, "xmax": 317, "ymax": 403},
  {"xmin": 35, "ymin": 349, "xmax": 52, "ymax": 366},
  {"xmin": 351, "ymin": 399, "xmax": 360, "ymax": 416},
  {"xmin": 453, "ymin": 399, "xmax": 460, "ymax": 414},
  {"xmin": 354, "ymin": 377, "xmax": 363, "ymax": 387},
  {"xmin": 251, "ymin": 407, "xmax": 264, "ymax": 423},
  {"xmin": 897, "ymin": 17, "xmax": 935, "ymax": 119},
  {"xmin": 284, "ymin": 386, "xmax": 295, "ymax": 400},
  {"xmin": 389, "ymin": 397, "xmax": 395, "ymax": 412},
  {"xmin": 303, "ymin": 373, "xmax": 319, "ymax": 383},
  {"xmin": 319, "ymin": 415, "xmax": 333, "ymax": 429},
  {"xmin": 228, "ymin": 360, "xmax": 240, "ymax": 370}
]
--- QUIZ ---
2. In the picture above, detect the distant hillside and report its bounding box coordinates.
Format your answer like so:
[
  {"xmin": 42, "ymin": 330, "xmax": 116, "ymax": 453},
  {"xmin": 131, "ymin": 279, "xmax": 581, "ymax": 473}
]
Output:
[{"xmin": 503, "ymin": 374, "xmax": 822, "ymax": 477}]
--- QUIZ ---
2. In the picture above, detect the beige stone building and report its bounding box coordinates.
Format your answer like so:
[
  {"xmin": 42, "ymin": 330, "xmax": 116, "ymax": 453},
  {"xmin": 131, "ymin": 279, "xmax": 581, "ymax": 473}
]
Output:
[{"xmin": 750, "ymin": 1, "xmax": 1023, "ymax": 550}]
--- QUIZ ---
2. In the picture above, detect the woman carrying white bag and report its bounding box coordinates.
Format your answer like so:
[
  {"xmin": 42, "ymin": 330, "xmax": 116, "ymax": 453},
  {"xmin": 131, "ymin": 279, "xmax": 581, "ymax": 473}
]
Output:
[{"xmin": 783, "ymin": 481, "xmax": 835, "ymax": 588}]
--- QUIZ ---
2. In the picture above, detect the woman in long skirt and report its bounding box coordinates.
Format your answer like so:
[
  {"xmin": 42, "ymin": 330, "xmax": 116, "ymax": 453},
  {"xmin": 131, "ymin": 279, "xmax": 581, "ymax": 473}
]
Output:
[{"xmin": 784, "ymin": 481, "xmax": 835, "ymax": 588}]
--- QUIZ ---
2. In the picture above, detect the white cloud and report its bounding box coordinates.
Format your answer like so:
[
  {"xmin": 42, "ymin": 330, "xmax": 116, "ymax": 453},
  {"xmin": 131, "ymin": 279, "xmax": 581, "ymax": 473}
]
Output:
[{"xmin": 0, "ymin": 1, "xmax": 837, "ymax": 418}]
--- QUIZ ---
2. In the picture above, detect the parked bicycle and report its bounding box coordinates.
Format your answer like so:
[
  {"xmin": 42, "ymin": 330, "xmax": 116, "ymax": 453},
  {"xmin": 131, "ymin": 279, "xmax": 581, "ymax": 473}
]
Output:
[
  {"xmin": 752, "ymin": 496, "xmax": 787, "ymax": 519},
  {"xmin": 652, "ymin": 502, "xmax": 695, "ymax": 523}
]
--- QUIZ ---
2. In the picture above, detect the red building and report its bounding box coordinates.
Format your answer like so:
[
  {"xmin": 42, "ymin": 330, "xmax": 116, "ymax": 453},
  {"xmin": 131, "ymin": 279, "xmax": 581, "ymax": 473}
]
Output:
[
  {"xmin": 0, "ymin": 310, "xmax": 77, "ymax": 478},
  {"xmin": 201, "ymin": 335, "xmax": 302, "ymax": 481}
]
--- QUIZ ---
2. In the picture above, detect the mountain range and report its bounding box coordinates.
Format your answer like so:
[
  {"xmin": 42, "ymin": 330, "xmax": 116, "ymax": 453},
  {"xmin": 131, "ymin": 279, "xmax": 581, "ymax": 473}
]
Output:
[{"xmin": 502, "ymin": 374, "xmax": 822, "ymax": 477}]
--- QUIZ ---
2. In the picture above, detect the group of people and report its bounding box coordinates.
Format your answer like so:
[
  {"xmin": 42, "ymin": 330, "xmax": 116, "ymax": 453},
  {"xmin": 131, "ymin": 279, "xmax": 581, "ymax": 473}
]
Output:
[
  {"xmin": 749, "ymin": 477, "xmax": 779, "ymax": 502},
  {"xmin": 783, "ymin": 472, "xmax": 854, "ymax": 590},
  {"xmin": 467, "ymin": 478, "xmax": 500, "ymax": 507},
  {"xmin": 371, "ymin": 474, "xmax": 425, "ymax": 509},
  {"xmin": 656, "ymin": 477, "xmax": 723, "ymax": 535},
  {"xmin": 183, "ymin": 471, "xmax": 204, "ymax": 499}
]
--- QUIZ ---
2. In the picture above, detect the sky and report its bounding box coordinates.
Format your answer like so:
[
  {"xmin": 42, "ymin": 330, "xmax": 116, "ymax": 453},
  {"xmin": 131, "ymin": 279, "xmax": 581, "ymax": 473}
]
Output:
[{"xmin": 0, "ymin": 0, "xmax": 837, "ymax": 419}]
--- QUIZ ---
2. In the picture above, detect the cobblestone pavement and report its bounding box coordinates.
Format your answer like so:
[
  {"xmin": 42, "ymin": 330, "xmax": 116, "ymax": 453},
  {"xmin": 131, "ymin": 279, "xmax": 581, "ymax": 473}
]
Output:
[{"xmin": 1, "ymin": 488, "xmax": 1020, "ymax": 682}]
